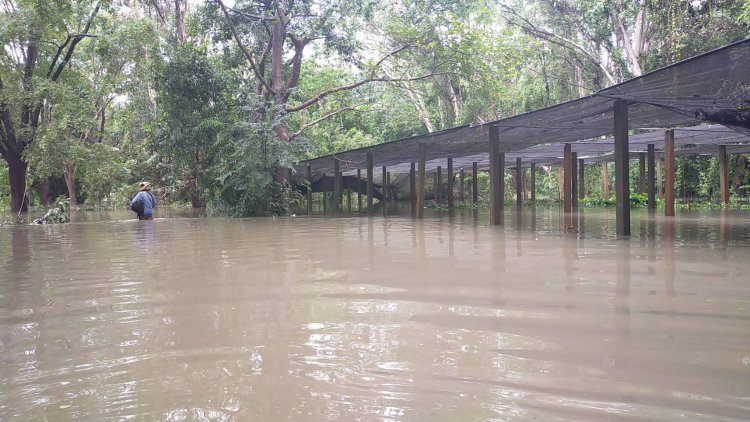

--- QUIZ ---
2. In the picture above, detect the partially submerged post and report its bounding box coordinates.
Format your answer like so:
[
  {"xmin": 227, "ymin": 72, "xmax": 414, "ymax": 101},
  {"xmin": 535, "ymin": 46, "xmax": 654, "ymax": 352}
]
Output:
[
  {"xmin": 563, "ymin": 144, "xmax": 572, "ymax": 213},
  {"xmin": 472, "ymin": 162, "xmax": 478, "ymax": 205},
  {"xmin": 602, "ymin": 161, "xmax": 610, "ymax": 200},
  {"xmin": 416, "ymin": 145, "xmax": 426, "ymax": 218},
  {"xmin": 459, "ymin": 168, "xmax": 465, "ymax": 203},
  {"xmin": 489, "ymin": 126, "xmax": 504, "ymax": 225},
  {"xmin": 307, "ymin": 164, "xmax": 313, "ymax": 215},
  {"xmin": 447, "ymin": 158, "xmax": 454, "ymax": 208},
  {"xmin": 614, "ymin": 100, "xmax": 631, "ymax": 236},
  {"xmin": 578, "ymin": 158, "xmax": 585, "ymax": 200},
  {"xmin": 410, "ymin": 162, "xmax": 416, "ymax": 215},
  {"xmin": 647, "ymin": 144, "xmax": 656, "ymax": 210},
  {"xmin": 719, "ymin": 145, "xmax": 730, "ymax": 205},
  {"xmin": 382, "ymin": 165, "xmax": 388, "ymax": 217},
  {"xmin": 366, "ymin": 152, "xmax": 374, "ymax": 214},
  {"xmin": 571, "ymin": 152, "xmax": 578, "ymax": 209},
  {"xmin": 530, "ymin": 163, "xmax": 536, "ymax": 204},
  {"xmin": 333, "ymin": 158, "xmax": 341, "ymax": 214},
  {"xmin": 357, "ymin": 169, "xmax": 362, "ymax": 212},
  {"xmin": 639, "ymin": 152, "xmax": 647, "ymax": 193},
  {"xmin": 436, "ymin": 166, "xmax": 442, "ymax": 203},
  {"xmin": 664, "ymin": 129, "xmax": 675, "ymax": 217},
  {"xmin": 516, "ymin": 157, "xmax": 523, "ymax": 208}
]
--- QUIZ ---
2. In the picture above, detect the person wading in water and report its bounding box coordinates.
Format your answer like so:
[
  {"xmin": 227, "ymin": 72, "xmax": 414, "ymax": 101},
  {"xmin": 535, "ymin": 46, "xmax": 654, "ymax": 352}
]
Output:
[{"xmin": 130, "ymin": 182, "xmax": 157, "ymax": 220}]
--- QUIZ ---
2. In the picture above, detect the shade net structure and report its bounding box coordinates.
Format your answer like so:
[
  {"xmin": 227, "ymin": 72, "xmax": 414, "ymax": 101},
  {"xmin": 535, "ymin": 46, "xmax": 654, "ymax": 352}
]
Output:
[{"xmin": 297, "ymin": 39, "xmax": 750, "ymax": 186}]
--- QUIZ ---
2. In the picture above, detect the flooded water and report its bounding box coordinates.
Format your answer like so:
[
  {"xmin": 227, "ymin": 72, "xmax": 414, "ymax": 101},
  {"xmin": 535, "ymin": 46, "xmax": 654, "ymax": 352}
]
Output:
[{"xmin": 1, "ymin": 208, "xmax": 749, "ymax": 421}]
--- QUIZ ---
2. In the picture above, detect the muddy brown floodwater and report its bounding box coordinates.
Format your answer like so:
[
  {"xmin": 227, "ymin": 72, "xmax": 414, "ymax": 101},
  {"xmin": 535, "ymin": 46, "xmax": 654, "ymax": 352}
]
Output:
[{"xmin": 1, "ymin": 208, "xmax": 749, "ymax": 421}]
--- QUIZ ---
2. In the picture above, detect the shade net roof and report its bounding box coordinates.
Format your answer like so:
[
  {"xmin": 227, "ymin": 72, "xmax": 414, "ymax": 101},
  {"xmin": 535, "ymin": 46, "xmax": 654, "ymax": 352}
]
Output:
[{"xmin": 297, "ymin": 38, "xmax": 750, "ymax": 183}]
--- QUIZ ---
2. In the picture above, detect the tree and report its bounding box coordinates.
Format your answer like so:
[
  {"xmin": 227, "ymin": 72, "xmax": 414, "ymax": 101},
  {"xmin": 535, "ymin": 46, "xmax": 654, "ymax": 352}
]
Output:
[{"xmin": 0, "ymin": 0, "xmax": 101, "ymax": 212}]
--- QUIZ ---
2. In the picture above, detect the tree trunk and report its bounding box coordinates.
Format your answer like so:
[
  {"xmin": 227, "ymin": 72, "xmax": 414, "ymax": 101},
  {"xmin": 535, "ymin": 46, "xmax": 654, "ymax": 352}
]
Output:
[
  {"xmin": 38, "ymin": 178, "xmax": 50, "ymax": 206},
  {"xmin": 63, "ymin": 162, "xmax": 77, "ymax": 206},
  {"xmin": 8, "ymin": 153, "xmax": 28, "ymax": 213}
]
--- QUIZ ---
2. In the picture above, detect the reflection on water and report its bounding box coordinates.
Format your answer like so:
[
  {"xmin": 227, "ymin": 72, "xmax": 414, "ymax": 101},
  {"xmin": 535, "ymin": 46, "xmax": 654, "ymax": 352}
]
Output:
[{"xmin": 1, "ymin": 208, "xmax": 749, "ymax": 421}]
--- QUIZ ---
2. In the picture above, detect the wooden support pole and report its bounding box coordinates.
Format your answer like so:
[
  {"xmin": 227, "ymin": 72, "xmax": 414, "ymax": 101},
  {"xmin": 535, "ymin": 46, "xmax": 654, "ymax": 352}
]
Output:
[
  {"xmin": 346, "ymin": 186, "xmax": 351, "ymax": 212},
  {"xmin": 647, "ymin": 144, "xmax": 656, "ymax": 210},
  {"xmin": 472, "ymin": 162, "xmax": 478, "ymax": 204},
  {"xmin": 447, "ymin": 158, "xmax": 454, "ymax": 208},
  {"xmin": 433, "ymin": 172, "xmax": 439, "ymax": 202},
  {"xmin": 563, "ymin": 144, "xmax": 572, "ymax": 213},
  {"xmin": 382, "ymin": 166, "xmax": 388, "ymax": 217},
  {"xmin": 578, "ymin": 158, "xmax": 585, "ymax": 200},
  {"xmin": 410, "ymin": 162, "xmax": 416, "ymax": 214},
  {"xmin": 614, "ymin": 100, "xmax": 631, "ymax": 235},
  {"xmin": 306, "ymin": 164, "xmax": 313, "ymax": 215},
  {"xmin": 417, "ymin": 145, "xmax": 426, "ymax": 219},
  {"xmin": 571, "ymin": 152, "xmax": 578, "ymax": 208},
  {"xmin": 459, "ymin": 168, "xmax": 465, "ymax": 203},
  {"xmin": 436, "ymin": 166, "xmax": 442, "ymax": 203},
  {"xmin": 719, "ymin": 145, "xmax": 730, "ymax": 205},
  {"xmin": 357, "ymin": 169, "xmax": 362, "ymax": 212},
  {"xmin": 516, "ymin": 157, "xmax": 523, "ymax": 208},
  {"xmin": 333, "ymin": 159, "xmax": 341, "ymax": 214},
  {"xmin": 602, "ymin": 161, "xmax": 610, "ymax": 200},
  {"xmin": 657, "ymin": 158, "xmax": 663, "ymax": 198},
  {"xmin": 366, "ymin": 152, "xmax": 374, "ymax": 214},
  {"xmin": 664, "ymin": 129, "xmax": 675, "ymax": 217},
  {"xmin": 530, "ymin": 163, "xmax": 536, "ymax": 203},
  {"xmin": 322, "ymin": 173, "xmax": 327, "ymax": 214},
  {"xmin": 639, "ymin": 152, "xmax": 646, "ymax": 194},
  {"xmin": 489, "ymin": 126, "xmax": 504, "ymax": 225}
]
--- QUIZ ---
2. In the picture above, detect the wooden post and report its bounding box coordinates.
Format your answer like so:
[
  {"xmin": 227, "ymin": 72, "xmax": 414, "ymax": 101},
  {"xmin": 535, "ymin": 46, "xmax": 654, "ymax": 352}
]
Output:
[
  {"xmin": 657, "ymin": 158, "xmax": 663, "ymax": 198},
  {"xmin": 447, "ymin": 158, "xmax": 454, "ymax": 208},
  {"xmin": 306, "ymin": 164, "xmax": 313, "ymax": 215},
  {"xmin": 366, "ymin": 152, "xmax": 374, "ymax": 214},
  {"xmin": 571, "ymin": 152, "xmax": 578, "ymax": 208},
  {"xmin": 719, "ymin": 145, "xmax": 730, "ymax": 205},
  {"xmin": 563, "ymin": 144, "xmax": 572, "ymax": 213},
  {"xmin": 647, "ymin": 144, "xmax": 656, "ymax": 210},
  {"xmin": 433, "ymin": 172, "xmax": 439, "ymax": 202},
  {"xmin": 436, "ymin": 166, "xmax": 442, "ymax": 203},
  {"xmin": 410, "ymin": 162, "xmax": 416, "ymax": 215},
  {"xmin": 516, "ymin": 157, "xmax": 523, "ymax": 208},
  {"xmin": 472, "ymin": 162, "xmax": 478, "ymax": 205},
  {"xmin": 417, "ymin": 145, "xmax": 426, "ymax": 219},
  {"xmin": 459, "ymin": 168, "xmax": 465, "ymax": 203},
  {"xmin": 322, "ymin": 174, "xmax": 327, "ymax": 214},
  {"xmin": 489, "ymin": 126, "xmax": 504, "ymax": 225},
  {"xmin": 614, "ymin": 100, "xmax": 631, "ymax": 235},
  {"xmin": 357, "ymin": 169, "xmax": 362, "ymax": 212},
  {"xmin": 333, "ymin": 159, "xmax": 341, "ymax": 214},
  {"xmin": 578, "ymin": 158, "xmax": 585, "ymax": 200},
  {"xmin": 346, "ymin": 186, "xmax": 351, "ymax": 212},
  {"xmin": 639, "ymin": 152, "xmax": 646, "ymax": 193},
  {"xmin": 602, "ymin": 161, "xmax": 610, "ymax": 200},
  {"xmin": 664, "ymin": 129, "xmax": 675, "ymax": 217},
  {"xmin": 530, "ymin": 163, "xmax": 536, "ymax": 204},
  {"xmin": 382, "ymin": 165, "xmax": 388, "ymax": 217}
]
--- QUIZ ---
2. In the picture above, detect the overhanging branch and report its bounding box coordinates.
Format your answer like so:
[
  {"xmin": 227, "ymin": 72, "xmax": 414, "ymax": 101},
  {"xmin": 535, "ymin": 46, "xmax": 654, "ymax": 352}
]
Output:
[{"xmin": 288, "ymin": 106, "xmax": 356, "ymax": 141}]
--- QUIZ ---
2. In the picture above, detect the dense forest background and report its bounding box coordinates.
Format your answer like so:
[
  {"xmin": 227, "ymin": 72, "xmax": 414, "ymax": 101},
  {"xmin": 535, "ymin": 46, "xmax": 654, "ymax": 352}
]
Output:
[{"xmin": 1, "ymin": 0, "xmax": 749, "ymax": 215}]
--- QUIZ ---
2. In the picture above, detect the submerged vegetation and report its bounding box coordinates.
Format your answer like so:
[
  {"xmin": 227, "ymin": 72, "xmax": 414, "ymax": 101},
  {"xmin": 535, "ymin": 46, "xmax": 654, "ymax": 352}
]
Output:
[{"xmin": 1, "ymin": 0, "xmax": 748, "ymax": 215}]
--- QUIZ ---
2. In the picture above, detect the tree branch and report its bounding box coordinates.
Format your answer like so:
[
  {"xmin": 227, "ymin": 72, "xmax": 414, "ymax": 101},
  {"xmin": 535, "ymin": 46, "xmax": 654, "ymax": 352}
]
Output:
[
  {"xmin": 51, "ymin": 2, "xmax": 101, "ymax": 82},
  {"xmin": 285, "ymin": 46, "xmax": 424, "ymax": 113},
  {"xmin": 288, "ymin": 106, "xmax": 356, "ymax": 141},
  {"xmin": 217, "ymin": 0, "xmax": 276, "ymax": 95},
  {"xmin": 503, "ymin": 8, "xmax": 617, "ymax": 85}
]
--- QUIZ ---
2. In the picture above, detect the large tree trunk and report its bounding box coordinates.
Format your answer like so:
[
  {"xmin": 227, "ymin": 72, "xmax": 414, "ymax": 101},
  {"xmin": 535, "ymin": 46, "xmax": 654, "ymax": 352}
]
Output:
[
  {"xmin": 63, "ymin": 162, "xmax": 77, "ymax": 206},
  {"xmin": 8, "ymin": 152, "xmax": 28, "ymax": 213},
  {"xmin": 38, "ymin": 178, "xmax": 50, "ymax": 206}
]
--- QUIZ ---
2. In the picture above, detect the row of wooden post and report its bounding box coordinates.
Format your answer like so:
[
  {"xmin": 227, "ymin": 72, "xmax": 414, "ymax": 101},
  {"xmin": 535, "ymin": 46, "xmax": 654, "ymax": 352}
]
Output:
[{"xmin": 307, "ymin": 102, "xmax": 733, "ymax": 237}]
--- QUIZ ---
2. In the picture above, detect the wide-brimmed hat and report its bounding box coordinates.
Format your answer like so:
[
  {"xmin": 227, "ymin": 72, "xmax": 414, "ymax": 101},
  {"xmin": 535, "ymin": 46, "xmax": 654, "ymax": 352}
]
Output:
[{"xmin": 138, "ymin": 182, "xmax": 152, "ymax": 191}]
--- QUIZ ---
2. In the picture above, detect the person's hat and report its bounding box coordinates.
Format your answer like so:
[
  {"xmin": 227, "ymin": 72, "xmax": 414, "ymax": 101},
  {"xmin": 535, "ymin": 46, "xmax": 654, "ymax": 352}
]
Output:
[{"xmin": 138, "ymin": 182, "xmax": 151, "ymax": 191}]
